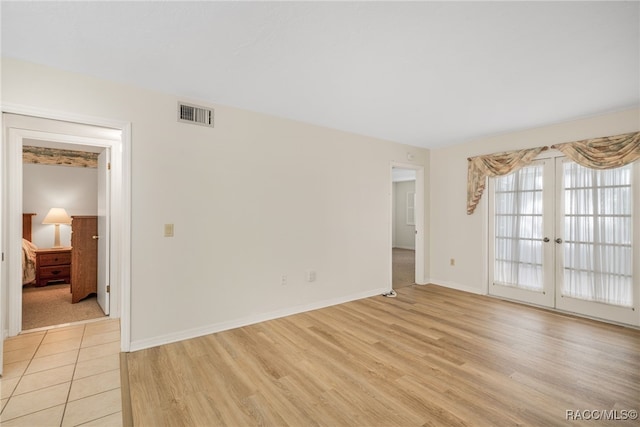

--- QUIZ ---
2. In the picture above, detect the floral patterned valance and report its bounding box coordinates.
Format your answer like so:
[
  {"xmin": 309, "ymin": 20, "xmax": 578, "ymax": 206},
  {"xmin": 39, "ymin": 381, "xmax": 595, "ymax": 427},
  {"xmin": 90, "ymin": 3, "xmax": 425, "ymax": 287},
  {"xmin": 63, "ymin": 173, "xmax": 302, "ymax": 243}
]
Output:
[
  {"xmin": 550, "ymin": 131, "xmax": 640, "ymax": 170},
  {"xmin": 467, "ymin": 147, "xmax": 547, "ymax": 215},
  {"xmin": 466, "ymin": 130, "xmax": 640, "ymax": 215}
]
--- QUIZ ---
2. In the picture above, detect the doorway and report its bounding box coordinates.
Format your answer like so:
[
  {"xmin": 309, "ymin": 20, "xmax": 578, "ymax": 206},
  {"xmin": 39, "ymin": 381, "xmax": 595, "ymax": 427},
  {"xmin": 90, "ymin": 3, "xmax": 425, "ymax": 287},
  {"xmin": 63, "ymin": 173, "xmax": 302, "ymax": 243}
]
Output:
[
  {"xmin": 21, "ymin": 142, "xmax": 107, "ymax": 330},
  {"xmin": 488, "ymin": 155, "xmax": 640, "ymax": 325},
  {"xmin": 2, "ymin": 114, "xmax": 121, "ymax": 336},
  {"xmin": 390, "ymin": 165, "xmax": 424, "ymax": 290},
  {"xmin": 392, "ymin": 168, "xmax": 416, "ymax": 289}
]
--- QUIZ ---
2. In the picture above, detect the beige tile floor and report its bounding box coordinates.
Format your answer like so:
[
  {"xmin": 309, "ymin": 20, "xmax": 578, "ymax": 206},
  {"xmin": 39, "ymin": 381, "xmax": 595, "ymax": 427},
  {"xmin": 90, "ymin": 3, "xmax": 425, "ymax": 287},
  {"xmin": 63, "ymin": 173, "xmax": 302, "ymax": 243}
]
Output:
[{"xmin": 1, "ymin": 319, "xmax": 123, "ymax": 426}]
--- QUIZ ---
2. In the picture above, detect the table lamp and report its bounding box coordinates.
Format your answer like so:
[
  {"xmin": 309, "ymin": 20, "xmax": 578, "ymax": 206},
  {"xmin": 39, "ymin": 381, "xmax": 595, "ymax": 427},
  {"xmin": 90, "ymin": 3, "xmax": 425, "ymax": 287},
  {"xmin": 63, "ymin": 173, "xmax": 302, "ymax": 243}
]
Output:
[{"xmin": 42, "ymin": 207, "xmax": 72, "ymax": 248}]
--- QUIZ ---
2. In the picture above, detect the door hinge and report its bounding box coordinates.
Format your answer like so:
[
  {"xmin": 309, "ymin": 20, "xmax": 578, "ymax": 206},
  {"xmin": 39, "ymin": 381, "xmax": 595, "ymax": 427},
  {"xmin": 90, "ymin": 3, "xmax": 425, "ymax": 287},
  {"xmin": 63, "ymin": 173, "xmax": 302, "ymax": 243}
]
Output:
[
  {"xmin": 1, "ymin": 252, "xmax": 4, "ymax": 261},
  {"xmin": 106, "ymin": 285, "xmax": 111, "ymax": 293},
  {"xmin": 107, "ymin": 162, "xmax": 111, "ymax": 170}
]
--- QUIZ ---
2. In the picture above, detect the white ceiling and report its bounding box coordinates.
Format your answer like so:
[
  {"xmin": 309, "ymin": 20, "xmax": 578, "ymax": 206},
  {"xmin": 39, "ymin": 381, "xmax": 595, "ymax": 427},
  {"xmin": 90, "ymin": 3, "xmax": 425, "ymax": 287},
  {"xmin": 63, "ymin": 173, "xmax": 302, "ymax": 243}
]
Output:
[{"xmin": 2, "ymin": 1, "xmax": 638, "ymax": 149}]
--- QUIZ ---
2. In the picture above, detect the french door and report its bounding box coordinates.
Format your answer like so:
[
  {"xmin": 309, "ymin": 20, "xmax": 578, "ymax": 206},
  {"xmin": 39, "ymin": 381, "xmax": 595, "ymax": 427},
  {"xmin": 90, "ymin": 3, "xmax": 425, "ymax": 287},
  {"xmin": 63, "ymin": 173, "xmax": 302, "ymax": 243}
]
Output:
[{"xmin": 489, "ymin": 156, "xmax": 639, "ymax": 325}]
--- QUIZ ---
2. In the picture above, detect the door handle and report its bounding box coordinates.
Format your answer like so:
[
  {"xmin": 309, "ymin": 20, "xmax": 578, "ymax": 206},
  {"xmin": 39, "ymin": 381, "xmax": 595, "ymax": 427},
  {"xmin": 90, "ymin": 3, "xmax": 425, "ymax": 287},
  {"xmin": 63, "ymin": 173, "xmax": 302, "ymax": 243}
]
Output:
[
  {"xmin": 555, "ymin": 238, "xmax": 563, "ymax": 244},
  {"xmin": 543, "ymin": 237, "xmax": 550, "ymax": 242},
  {"xmin": 92, "ymin": 235, "xmax": 100, "ymax": 240}
]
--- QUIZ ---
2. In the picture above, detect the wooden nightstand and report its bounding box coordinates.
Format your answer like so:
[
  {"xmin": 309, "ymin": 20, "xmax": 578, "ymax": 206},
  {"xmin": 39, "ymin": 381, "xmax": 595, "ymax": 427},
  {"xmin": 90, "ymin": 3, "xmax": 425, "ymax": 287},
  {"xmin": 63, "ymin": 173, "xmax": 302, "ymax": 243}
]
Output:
[{"xmin": 35, "ymin": 247, "xmax": 72, "ymax": 287}]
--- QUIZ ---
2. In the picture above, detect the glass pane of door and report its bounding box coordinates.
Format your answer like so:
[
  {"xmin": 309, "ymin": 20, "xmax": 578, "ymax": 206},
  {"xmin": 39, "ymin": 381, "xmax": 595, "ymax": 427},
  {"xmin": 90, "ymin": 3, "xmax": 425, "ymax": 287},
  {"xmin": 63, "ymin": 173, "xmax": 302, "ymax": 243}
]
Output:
[
  {"xmin": 560, "ymin": 162, "xmax": 633, "ymax": 307},
  {"xmin": 489, "ymin": 159, "xmax": 554, "ymax": 308},
  {"xmin": 494, "ymin": 164, "xmax": 544, "ymax": 290}
]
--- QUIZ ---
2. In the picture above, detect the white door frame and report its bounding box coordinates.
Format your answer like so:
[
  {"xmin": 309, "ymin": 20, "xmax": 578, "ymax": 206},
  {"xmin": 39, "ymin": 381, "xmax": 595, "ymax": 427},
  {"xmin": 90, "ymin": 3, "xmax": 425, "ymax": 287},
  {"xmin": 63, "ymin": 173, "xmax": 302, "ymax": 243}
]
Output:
[
  {"xmin": 1, "ymin": 105, "xmax": 132, "ymax": 351},
  {"xmin": 390, "ymin": 162, "xmax": 426, "ymax": 288}
]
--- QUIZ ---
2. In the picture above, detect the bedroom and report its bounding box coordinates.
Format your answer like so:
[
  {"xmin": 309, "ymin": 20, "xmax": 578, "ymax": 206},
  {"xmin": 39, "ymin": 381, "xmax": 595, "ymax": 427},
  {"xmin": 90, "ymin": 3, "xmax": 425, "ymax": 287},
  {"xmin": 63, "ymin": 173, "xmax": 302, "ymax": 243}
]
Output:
[{"xmin": 21, "ymin": 143, "xmax": 107, "ymax": 330}]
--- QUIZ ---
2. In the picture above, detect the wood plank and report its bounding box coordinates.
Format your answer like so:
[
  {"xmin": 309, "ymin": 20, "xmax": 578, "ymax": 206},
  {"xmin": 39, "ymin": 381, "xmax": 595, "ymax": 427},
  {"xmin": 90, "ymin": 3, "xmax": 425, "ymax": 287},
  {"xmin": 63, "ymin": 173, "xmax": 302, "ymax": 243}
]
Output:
[{"xmin": 126, "ymin": 285, "xmax": 640, "ymax": 426}]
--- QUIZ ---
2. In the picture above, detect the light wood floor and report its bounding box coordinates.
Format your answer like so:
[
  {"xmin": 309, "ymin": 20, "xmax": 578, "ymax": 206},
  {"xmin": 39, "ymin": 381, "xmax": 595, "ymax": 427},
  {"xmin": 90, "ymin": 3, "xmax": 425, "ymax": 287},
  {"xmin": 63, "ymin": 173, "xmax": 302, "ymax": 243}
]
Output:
[{"xmin": 127, "ymin": 285, "xmax": 640, "ymax": 426}]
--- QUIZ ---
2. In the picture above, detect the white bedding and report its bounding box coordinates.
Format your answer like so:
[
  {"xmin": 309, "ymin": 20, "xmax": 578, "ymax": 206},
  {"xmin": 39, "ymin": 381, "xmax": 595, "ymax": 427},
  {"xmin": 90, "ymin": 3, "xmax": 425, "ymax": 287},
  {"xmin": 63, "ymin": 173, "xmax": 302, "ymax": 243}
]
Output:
[{"xmin": 22, "ymin": 238, "xmax": 38, "ymax": 285}]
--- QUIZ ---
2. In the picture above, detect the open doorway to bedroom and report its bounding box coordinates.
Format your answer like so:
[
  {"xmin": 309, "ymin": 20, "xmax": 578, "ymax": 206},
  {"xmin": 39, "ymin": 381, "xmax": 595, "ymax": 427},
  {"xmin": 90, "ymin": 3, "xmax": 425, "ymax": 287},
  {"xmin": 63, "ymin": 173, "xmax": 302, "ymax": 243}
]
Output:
[
  {"xmin": 21, "ymin": 143, "xmax": 107, "ymax": 330},
  {"xmin": 3, "ymin": 113, "xmax": 121, "ymax": 338},
  {"xmin": 392, "ymin": 167, "xmax": 417, "ymax": 289}
]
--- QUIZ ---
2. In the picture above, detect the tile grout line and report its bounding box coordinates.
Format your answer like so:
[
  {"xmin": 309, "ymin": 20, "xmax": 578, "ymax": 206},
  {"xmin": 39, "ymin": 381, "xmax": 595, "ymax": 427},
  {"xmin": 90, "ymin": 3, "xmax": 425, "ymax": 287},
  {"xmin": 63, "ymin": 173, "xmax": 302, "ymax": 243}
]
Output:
[
  {"xmin": 0, "ymin": 404, "xmax": 67, "ymax": 424},
  {"xmin": 60, "ymin": 324, "xmax": 86, "ymax": 427},
  {"xmin": 2, "ymin": 319, "xmax": 122, "ymax": 426},
  {"xmin": 1, "ymin": 331, "xmax": 47, "ymax": 416},
  {"xmin": 69, "ymin": 384, "xmax": 121, "ymax": 402},
  {"xmin": 76, "ymin": 410, "xmax": 123, "ymax": 427},
  {"xmin": 65, "ymin": 321, "xmax": 123, "ymax": 427}
]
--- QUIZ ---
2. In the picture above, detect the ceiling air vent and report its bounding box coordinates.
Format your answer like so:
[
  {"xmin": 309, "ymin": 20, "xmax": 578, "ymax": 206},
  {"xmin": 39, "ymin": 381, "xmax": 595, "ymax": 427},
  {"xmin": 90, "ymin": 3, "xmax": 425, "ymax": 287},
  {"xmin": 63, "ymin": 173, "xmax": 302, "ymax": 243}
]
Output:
[{"xmin": 177, "ymin": 102, "xmax": 214, "ymax": 128}]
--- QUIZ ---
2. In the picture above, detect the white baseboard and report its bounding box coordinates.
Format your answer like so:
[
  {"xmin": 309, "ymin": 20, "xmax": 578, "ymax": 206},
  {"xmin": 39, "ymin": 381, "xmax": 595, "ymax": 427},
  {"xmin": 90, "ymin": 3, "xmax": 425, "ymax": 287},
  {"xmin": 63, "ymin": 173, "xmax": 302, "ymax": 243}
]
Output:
[
  {"xmin": 129, "ymin": 287, "xmax": 389, "ymax": 352},
  {"xmin": 426, "ymin": 279, "xmax": 485, "ymax": 295}
]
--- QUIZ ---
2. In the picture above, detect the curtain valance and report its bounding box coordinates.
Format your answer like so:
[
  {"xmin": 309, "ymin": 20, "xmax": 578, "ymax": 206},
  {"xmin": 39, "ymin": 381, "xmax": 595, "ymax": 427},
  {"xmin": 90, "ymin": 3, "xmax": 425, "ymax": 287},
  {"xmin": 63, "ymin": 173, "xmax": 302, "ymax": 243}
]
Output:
[
  {"xmin": 466, "ymin": 130, "xmax": 640, "ymax": 215},
  {"xmin": 467, "ymin": 147, "xmax": 547, "ymax": 215},
  {"xmin": 550, "ymin": 131, "xmax": 640, "ymax": 170}
]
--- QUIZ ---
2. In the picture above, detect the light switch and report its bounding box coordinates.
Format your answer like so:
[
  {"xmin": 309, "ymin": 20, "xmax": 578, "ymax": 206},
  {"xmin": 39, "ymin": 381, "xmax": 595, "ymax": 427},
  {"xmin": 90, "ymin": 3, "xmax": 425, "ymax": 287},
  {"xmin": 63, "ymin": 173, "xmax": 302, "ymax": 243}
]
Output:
[{"xmin": 164, "ymin": 224, "xmax": 174, "ymax": 237}]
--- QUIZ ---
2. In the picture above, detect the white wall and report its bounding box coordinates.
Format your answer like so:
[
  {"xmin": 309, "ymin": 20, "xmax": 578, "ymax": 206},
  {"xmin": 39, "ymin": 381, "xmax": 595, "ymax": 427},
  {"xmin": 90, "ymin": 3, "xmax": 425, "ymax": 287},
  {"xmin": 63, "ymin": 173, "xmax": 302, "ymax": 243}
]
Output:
[
  {"xmin": 1, "ymin": 58, "xmax": 430, "ymax": 349},
  {"xmin": 23, "ymin": 163, "xmax": 97, "ymax": 248},
  {"xmin": 393, "ymin": 180, "xmax": 415, "ymax": 250},
  {"xmin": 429, "ymin": 108, "xmax": 640, "ymax": 294}
]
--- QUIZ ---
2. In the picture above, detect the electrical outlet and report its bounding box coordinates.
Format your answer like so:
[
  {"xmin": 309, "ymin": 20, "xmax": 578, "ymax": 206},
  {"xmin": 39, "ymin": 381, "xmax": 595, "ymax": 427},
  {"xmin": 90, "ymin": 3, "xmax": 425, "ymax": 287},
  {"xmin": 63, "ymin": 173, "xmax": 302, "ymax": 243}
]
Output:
[
  {"xmin": 307, "ymin": 270, "xmax": 316, "ymax": 282},
  {"xmin": 450, "ymin": 258, "xmax": 455, "ymax": 266},
  {"xmin": 281, "ymin": 275, "xmax": 287, "ymax": 286}
]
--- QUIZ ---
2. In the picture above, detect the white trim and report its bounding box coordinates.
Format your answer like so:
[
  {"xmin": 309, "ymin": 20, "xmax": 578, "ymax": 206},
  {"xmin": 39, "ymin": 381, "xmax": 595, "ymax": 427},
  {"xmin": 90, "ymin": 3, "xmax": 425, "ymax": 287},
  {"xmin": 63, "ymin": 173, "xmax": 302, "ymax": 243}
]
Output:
[
  {"xmin": 1, "ymin": 103, "xmax": 129, "ymax": 131},
  {"xmin": 0, "ymin": 104, "xmax": 132, "ymax": 352},
  {"xmin": 6, "ymin": 128, "xmax": 23, "ymax": 336},
  {"xmin": 428, "ymin": 279, "xmax": 485, "ymax": 295},
  {"xmin": 0, "ymin": 116, "xmax": 4, "ymax": 372},
  {"xmin": 119, "ymin": 124, "xmax": 132, "ymax": 352},
  {"xmin": 129, "ymin": 287, "xmax": 388, "ymax": 352},
  {"xmin": 14, "ymin": 129, "xmax": 118, "ymax": 147}
]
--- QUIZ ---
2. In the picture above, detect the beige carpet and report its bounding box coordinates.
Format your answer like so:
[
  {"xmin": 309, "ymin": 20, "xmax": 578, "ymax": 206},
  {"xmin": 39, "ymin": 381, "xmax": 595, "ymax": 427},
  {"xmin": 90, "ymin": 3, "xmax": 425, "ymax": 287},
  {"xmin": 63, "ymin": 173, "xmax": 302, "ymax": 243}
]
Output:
[
  {"xmin": 393, "ymin": 247, "xmax": 415, "ymax": 289},
  {"xmin": 22, "ymin": 283, "xmax": 106, "ymax": 330}
]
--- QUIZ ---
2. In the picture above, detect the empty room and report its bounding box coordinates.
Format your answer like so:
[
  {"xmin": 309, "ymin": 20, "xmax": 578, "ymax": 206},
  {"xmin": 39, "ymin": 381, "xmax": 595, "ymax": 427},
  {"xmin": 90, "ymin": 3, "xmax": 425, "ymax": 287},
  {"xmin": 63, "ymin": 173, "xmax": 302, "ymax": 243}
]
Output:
[{"xmin": 1, "ymin": 1, "xmax": 639, "ymax": 426}]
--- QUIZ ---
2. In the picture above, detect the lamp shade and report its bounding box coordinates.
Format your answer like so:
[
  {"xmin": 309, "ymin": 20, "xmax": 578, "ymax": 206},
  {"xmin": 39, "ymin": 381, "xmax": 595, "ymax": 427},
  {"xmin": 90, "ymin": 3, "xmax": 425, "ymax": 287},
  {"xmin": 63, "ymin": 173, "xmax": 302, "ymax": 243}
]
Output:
[{"xmin": 42, "ymin": 208, "xmax": 72, "ymax": 225}]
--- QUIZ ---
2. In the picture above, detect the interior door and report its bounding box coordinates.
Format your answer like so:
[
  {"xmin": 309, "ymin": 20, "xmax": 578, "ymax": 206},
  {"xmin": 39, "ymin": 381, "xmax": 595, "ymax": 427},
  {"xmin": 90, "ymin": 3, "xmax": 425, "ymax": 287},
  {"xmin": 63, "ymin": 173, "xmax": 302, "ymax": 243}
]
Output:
[
  {"xmin": 97, "ymin": 149, "xmax": 110, "ymax": 315},
  {"xmin": 71, "ymin": 216, "xmax": 98, "ymax": 303}
]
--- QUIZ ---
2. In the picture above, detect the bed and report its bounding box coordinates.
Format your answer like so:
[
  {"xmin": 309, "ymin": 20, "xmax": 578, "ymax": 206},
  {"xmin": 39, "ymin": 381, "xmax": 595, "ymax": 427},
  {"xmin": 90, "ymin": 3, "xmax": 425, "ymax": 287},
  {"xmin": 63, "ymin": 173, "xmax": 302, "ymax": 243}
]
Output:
[{"xmin": 22, "ymin": 213, "xmax": 38, "ymax": 285}]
